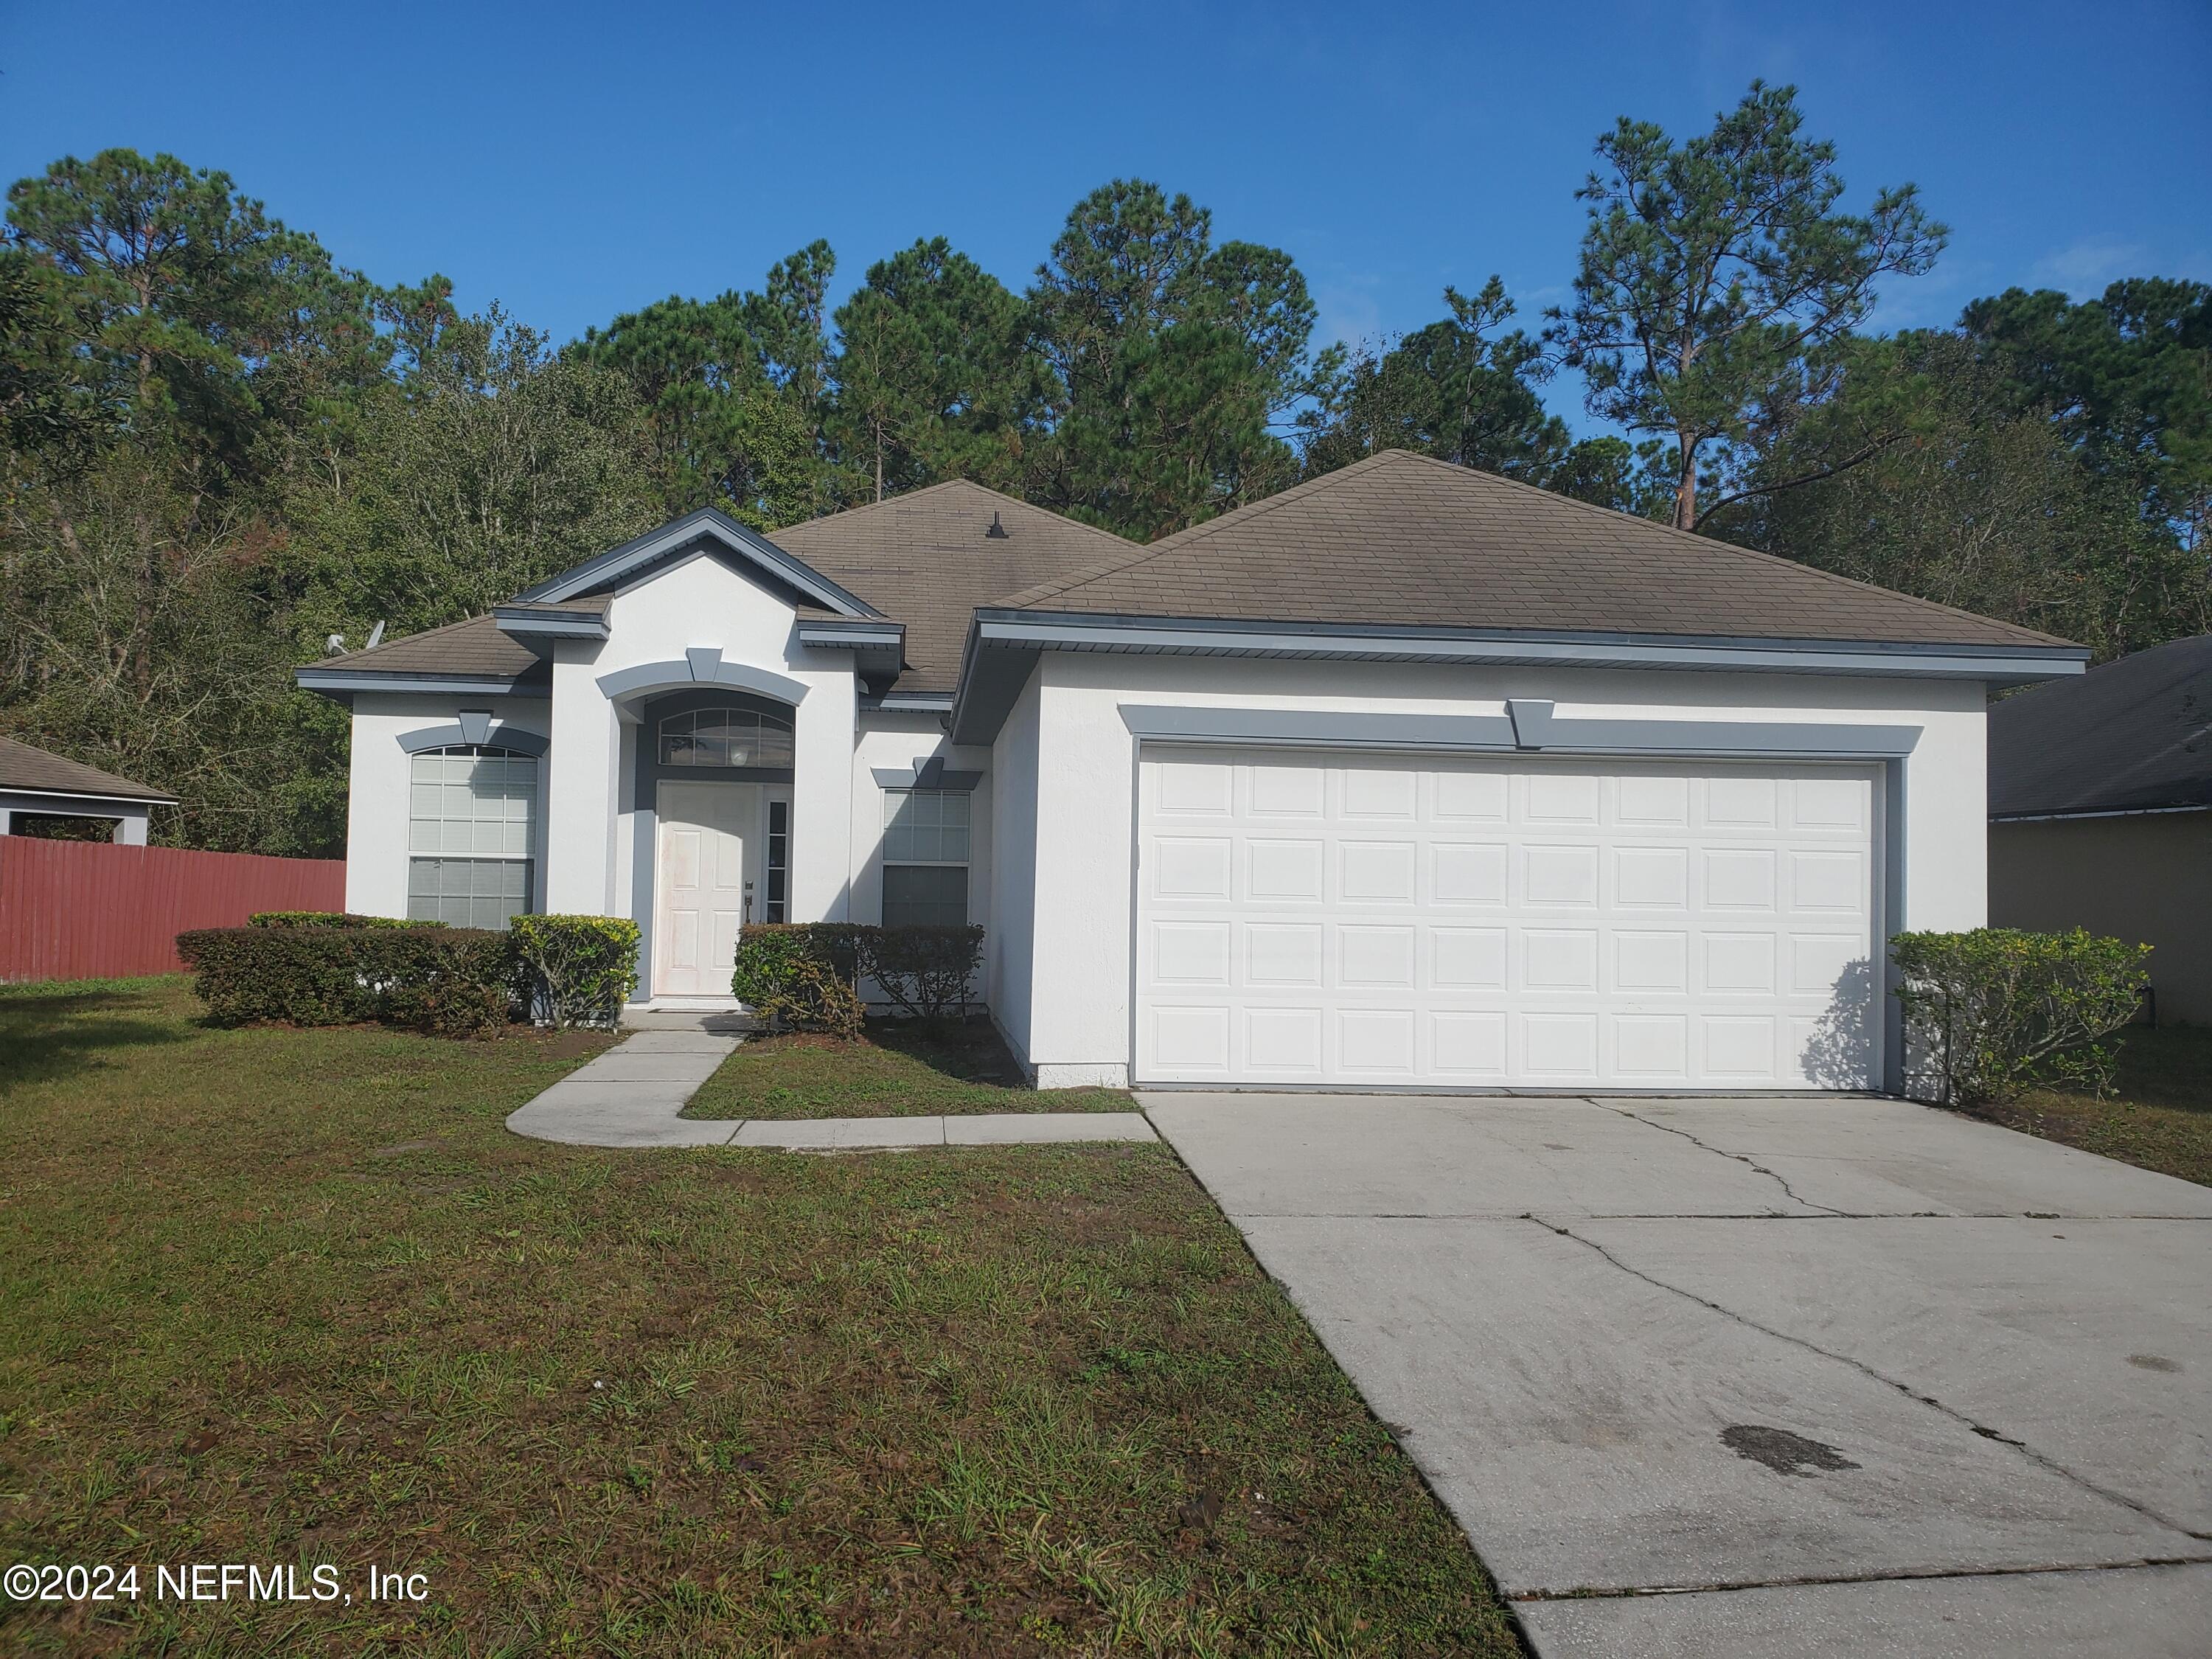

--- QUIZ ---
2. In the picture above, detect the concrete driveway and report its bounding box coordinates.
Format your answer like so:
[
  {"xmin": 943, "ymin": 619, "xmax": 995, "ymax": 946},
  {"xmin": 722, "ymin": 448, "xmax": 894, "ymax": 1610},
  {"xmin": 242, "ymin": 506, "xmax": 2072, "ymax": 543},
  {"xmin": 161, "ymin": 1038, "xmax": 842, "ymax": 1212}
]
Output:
[{"xmin": 1141, "ymin": 1092, "xmax": 2212, "ymax": 1658}]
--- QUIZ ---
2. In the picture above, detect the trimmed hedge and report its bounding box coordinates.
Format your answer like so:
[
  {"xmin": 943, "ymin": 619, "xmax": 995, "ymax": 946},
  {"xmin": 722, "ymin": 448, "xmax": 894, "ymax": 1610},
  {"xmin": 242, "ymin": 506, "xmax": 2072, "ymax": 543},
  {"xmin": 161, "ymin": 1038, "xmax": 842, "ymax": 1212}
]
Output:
[
  {"xmin": 179, "ymin": 925, "xmax": 515, "ymax": 1037},
  {"xmin": 512, "ymin": 914, "xmax": 639, "ymax": 1029},
  {"xmin": 180, "ymin": 911, "xmax": 644, "ymax": 1037},
  {"xmin": 248, "ymin": 911, "xmax": 445, "ymax": 930},
  {"xmin": 1893, "ymin": 928, "xmax": 2151, "ymax": 1105},
  {"xmin": 866, "ymin": 925, "xmax": 984, "ymax": 1025},
  {"xmin": 731, "ymin": 923, "xmax": 864, "ymax": 1035},
  {"xmin": 731, "ymin": 921, "xmax": 983, "ymax": 1032}
]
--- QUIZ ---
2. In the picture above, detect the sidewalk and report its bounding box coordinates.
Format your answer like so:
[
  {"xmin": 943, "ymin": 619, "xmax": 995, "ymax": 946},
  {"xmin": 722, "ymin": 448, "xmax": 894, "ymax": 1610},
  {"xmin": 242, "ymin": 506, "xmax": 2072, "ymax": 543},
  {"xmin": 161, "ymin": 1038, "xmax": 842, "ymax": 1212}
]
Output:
[{"xmin": 504, "ymin": 1029, "xmax": 1156, "ymax": 1150}]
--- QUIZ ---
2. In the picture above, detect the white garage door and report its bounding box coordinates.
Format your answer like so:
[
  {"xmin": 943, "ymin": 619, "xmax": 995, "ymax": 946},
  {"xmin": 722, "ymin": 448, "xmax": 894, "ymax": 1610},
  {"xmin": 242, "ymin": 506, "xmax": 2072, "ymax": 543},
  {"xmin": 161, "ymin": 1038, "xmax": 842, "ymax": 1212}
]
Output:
[{"xmin": 1135, "ymin": 749, "xmax": 1880, "ymax": 1091}]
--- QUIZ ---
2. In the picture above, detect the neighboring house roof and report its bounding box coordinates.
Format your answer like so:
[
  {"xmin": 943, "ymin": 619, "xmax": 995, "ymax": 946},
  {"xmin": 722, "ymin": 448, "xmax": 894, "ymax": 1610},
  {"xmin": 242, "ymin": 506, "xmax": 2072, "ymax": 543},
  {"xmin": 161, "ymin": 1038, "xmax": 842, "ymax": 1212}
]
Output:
[
  {"xmin": 1989, "ymin": 633, "xmax": 2212, "ymax": 819},
  {"xmin": 771, "ymin": 479, "xmax": 1138, "ymax": 692},
  {"xmin": 0, "ymin": 736, "xmax": 174, "ymax": 804},
  {"xmin": 994, "ymin": 450, "xmax": 2073, "ymax": 651}
]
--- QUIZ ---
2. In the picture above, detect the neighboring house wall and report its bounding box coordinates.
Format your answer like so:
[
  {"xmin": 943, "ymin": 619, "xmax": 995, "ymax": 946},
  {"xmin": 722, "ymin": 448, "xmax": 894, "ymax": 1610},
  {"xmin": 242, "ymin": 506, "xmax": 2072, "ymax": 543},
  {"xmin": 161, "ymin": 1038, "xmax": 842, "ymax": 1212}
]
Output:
[
  {"xmin": 1990, "ymin": 812, "xmax": 2212, "ymax": 1023},
  {"xmin": 1010, "ymin": 653, "xmax": 1991, "ymax": 1088},
  {"xmin": 344, "ymin": 694, "xmax": 553, "ymax": 918},
  {"xmin": 0, "ymin": 791, "xmax": 153, "ymax": 844}
]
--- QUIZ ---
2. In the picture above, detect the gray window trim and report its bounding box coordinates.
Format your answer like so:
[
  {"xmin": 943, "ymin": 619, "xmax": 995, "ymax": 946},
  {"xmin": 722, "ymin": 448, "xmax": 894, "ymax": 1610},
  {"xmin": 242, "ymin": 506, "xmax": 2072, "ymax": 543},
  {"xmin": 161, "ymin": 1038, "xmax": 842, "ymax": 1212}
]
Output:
[
  {"xmin": 1116, "ymin": 702, "xmax": 1921, "ymax": 759},
  {"xmin": 396, "ymin": 718, "xmax": 549, "ymax": 757},
  {"xmin": 596, "ymin": 650, "xmax": 811, "ymax": 706},
  {"xmin": 869, "ymin": 757, "xmax": 983, "ymax": 790}
]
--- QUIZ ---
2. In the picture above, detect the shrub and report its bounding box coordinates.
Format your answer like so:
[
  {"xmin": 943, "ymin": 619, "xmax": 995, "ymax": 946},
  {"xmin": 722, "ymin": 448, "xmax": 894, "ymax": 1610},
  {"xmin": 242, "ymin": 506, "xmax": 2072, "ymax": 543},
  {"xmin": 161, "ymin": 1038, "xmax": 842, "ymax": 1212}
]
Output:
[
  {"xmin": 178, "ymin": 925, "xmax": 517, "ymax": 1037},
  {"xmin": 732, "ymin": 922, "xmax": 865, "ymax": 1036},
  {"xmin": 512, "ymin": 914, "xmax": 640, "ymax": 1029},
  {"xmin": 249, "ymin": 911, "xmax": 444, "ymax": 930},
  {"xmin": 863, "ymin": 925, "xmax": 984, "ymax": 1026},
  {"xmin": 1891, "ymin": 928, "xmax": 2151, "ymax": 1105},
  {"xmin": 384, "ymin": 931, "xmax": 519, "ymax": 1037}
]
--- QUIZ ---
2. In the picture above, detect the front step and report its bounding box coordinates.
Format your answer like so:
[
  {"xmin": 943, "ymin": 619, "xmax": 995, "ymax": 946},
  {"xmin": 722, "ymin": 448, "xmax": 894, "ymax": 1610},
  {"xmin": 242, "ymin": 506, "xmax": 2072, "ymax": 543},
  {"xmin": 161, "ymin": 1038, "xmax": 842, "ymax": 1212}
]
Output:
[{"xmin": 620, "ymin": 1004, "xmax": 763, "ymax": 1034}]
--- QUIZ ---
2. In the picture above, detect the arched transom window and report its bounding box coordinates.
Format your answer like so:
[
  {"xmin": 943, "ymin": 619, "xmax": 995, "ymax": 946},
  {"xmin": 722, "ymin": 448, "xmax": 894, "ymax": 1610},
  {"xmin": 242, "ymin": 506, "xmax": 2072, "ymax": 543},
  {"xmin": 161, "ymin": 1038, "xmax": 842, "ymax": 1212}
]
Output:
[
  {"xmin": 407, "ymin": 745, "xmax": 538, "ymax": 928},
  {"xmin": 659, "ymin": 706, "xmax": 794, "ymax": 769}
]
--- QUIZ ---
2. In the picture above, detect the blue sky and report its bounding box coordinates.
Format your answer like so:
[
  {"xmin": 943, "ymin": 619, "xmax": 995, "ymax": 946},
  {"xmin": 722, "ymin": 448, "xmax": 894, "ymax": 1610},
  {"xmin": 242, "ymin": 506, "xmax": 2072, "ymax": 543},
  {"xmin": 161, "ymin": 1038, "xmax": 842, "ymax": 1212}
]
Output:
[{"xmin": 4, "ymin": 0, "xmax": 2207, "ymax": 432}]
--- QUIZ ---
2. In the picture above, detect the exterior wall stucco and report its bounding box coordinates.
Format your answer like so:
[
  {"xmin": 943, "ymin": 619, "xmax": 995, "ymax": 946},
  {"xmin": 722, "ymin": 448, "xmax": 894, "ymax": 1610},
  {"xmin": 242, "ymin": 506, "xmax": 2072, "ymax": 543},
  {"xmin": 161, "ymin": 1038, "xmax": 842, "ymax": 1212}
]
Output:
[
  {"xmin": 344, "ymin": 692, "xmax": 553, "ymax": 917},
  {"xmin": 987, "ymin": 674, "xmax": 1043, "ymax": 1073},
  {"xmin": 544, "ymin": 554, "xmax": 860, "ymax": 946},
  {"xmin": 1015, "ymin": 653, "xmax": 1990, "ymax": 1087},
  {"xmin": 1990, "ymin": 811, "xmax": 2212, "ymax": 1023}
]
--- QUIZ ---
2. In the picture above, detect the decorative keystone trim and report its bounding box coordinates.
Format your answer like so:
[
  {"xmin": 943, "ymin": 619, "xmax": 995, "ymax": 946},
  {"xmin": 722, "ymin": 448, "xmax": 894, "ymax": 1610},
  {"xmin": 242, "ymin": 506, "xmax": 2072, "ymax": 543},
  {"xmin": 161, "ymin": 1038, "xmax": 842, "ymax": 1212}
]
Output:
[
  {"xmin": 595, "ymin": 656, "xmax": 810, "ymax": 705},
  {"xmin": 397, "ymin": 720, "xmax": 549, "ymax": 757}
]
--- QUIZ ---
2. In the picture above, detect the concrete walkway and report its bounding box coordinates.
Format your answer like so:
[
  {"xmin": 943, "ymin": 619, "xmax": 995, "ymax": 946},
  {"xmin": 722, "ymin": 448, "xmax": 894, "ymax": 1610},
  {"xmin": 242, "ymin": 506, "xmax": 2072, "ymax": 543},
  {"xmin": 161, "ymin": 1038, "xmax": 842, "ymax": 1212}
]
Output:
[
  {"xmin": 504, "ymin": 1029, "xmax": 1155, "ymax": 1149},
  {"xmin": 1144, "ymin": 1091, "xmax": 2212, "ymax": 1659}
]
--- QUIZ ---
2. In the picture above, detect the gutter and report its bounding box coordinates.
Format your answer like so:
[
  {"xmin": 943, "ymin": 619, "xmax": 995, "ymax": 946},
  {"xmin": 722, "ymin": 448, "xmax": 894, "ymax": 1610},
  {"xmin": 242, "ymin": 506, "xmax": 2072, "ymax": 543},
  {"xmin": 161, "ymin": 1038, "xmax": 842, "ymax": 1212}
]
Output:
[{"xmin": 947, "ymin": 609, "xmax": 2090, "ymax": 745}]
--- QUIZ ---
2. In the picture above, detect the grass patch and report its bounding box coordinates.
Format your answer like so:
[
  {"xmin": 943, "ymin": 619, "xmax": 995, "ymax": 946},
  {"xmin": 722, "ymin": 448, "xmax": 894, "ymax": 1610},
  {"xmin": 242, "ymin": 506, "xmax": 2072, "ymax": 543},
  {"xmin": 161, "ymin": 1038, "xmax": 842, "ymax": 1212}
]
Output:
[
  {"xmin": 1962, "ymin": 1025, "xmax": 2212, "ymax": 1188},
  {"xmin": 1, "ymin": 978, "xmax": 1517, "ymax": 1655},
  {"xmin": 684, "ymin": 1018, "xmax": 1136, "ymax": 1119}
]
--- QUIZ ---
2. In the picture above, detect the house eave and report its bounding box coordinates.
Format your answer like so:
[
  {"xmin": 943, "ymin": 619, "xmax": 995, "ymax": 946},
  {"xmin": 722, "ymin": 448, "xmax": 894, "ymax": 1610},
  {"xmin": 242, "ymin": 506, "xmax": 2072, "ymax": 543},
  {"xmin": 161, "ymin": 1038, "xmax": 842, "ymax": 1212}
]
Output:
[
  {"xmin": 0, "ymin": 783, "xmax": 178, "ymax": 809},
  {"xmin": 294, "ymin": 667, "xmax": 533, "ymax": 703},
  {"xmin": 493, "ymin": 605, "xmax": 611, "ymax": 641},
  {"xmin": 514, "ymin": 508, "xmax": 886, "ymax": 618},
  {"xmin": 946, "ymin": 611, "xmax": 2088, "ymax": 744}
]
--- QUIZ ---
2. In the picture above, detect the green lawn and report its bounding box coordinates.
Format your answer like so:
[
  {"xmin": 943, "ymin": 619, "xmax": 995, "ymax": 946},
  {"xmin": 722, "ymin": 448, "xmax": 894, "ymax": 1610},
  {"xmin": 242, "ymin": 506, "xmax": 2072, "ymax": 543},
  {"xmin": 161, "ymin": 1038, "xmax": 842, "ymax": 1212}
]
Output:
[
  {"xmin": 684, "ymin": 1018, "xmax": 1137, "ymax": 1119},
  {"xmin": 1964, "ymin": 1025, "xmax": 2212, "ymax": 1188},
  {"xmin": 0, "ymin": 978, "xmax": 1519, "ymax": 1657}
]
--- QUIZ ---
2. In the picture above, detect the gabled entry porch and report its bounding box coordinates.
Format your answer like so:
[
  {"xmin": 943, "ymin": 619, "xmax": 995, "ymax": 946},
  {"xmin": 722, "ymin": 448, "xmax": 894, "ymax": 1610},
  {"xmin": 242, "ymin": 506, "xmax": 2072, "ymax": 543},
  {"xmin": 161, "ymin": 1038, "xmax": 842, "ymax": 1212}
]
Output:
[{"xmin": 625, "ymin": 686, "xmax": 796, "ymax": 1005}]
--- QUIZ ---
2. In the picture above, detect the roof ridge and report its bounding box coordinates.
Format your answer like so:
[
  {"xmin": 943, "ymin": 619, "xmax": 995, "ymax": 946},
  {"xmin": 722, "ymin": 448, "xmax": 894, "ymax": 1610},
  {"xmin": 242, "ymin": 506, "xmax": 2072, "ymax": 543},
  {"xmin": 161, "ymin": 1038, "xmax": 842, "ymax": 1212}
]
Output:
[
  {"xmin": 991, "ymin": 451, "xmax": 1416, "ymax": 609},
  {"xmin": 775, "ymin": 476, "xmax": 1132, "ymax": 543}
]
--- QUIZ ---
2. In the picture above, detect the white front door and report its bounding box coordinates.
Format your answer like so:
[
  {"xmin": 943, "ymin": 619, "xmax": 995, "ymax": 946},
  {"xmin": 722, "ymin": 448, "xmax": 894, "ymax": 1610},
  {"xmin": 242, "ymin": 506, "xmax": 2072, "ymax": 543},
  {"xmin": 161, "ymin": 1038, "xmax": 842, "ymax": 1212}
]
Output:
[
  {"xmin": 655, "ymin": 782, "xmax": 756, "ymax": 996},
  {"xmin": 1135, "ymin": 749, "xmax": 1880, "ymax": 1091}
]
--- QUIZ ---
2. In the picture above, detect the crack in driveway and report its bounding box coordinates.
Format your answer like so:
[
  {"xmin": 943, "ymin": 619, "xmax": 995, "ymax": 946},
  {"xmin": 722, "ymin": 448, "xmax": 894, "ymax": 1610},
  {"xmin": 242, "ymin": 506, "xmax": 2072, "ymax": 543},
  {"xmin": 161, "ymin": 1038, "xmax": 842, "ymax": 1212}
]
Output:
[
  {"xmin": 1585, "ymin": 1097, "xmax": 1849, "ymax": 1215},
  {"xmin": 1507, "ymin": 1549, "xmax": 2212, "ymax": 1601},
  {"xmin": 1530, "ymin": 1214, "xmax": 2212, "ymax": 1546}
]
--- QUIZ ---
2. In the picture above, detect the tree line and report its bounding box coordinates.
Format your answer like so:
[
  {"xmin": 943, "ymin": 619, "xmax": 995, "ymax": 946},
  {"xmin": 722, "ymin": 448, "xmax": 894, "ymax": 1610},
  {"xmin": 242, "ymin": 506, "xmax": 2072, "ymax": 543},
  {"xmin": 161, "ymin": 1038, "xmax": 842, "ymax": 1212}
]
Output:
[{"xmin": 2, "ymin": 83, "xmax": 2205, "ymax": 853}]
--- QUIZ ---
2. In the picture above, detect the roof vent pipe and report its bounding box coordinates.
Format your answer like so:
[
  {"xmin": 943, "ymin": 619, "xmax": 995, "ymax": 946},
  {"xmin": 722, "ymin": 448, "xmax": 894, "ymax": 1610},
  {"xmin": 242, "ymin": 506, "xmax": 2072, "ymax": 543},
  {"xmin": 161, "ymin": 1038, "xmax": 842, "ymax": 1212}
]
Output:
[{"xmin": 986, "ymin": 512, "xmax": 1009, "ymax": 539}]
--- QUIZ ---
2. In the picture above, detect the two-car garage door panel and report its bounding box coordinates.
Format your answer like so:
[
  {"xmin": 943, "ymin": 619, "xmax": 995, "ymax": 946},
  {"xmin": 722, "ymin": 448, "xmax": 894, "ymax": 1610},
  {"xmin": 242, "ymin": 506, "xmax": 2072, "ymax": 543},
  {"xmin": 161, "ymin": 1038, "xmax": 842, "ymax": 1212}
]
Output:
[{"xmin": 1135, "ymin": 751, "xmax": 1877, "ymax": 1090}]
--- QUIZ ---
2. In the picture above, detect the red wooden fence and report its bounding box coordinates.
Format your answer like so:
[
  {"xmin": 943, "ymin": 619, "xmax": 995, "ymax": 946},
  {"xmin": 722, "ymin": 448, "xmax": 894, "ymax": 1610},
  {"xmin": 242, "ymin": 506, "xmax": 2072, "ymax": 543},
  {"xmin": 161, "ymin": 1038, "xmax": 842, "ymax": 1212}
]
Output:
[{"xmin": 0, "ymin": 837, "xmax": 346, "ymax": 981}]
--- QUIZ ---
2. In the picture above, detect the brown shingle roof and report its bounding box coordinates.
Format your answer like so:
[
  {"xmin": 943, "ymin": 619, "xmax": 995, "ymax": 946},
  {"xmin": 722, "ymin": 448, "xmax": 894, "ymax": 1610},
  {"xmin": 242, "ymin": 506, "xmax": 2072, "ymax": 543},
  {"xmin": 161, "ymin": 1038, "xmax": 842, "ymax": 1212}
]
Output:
[
  {"xmin": 0, "ymin": 735, "xmax": 173, "ymax": 802},
  {"xmin": 319, "ymin": 614, "xmax": 544, "ymax": 679},
  {"xmin": 994, "ymin": 450, "xmax": 2072, "ymax": 650},
  {"xmin": 771, "ymin": 480, "xmax": 1137, "ymax": 690}
]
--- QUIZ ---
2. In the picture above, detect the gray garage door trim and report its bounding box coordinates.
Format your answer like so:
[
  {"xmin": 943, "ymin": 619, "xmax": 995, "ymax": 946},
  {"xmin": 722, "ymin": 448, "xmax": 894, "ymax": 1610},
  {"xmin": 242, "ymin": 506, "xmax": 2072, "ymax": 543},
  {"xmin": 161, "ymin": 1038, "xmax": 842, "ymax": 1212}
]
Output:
[{"xmin": 1130, "ymin": 740, "xmax": 1907, "ymax": 1095}]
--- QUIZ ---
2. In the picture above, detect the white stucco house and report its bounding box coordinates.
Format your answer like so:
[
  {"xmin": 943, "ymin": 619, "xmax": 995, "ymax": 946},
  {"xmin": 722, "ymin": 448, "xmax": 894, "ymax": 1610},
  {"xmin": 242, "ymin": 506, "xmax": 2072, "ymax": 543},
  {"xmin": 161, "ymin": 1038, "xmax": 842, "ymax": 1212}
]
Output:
[{"xmin": 299, "ymin": 451, "xmax": 2084, "ymax": 1093}]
